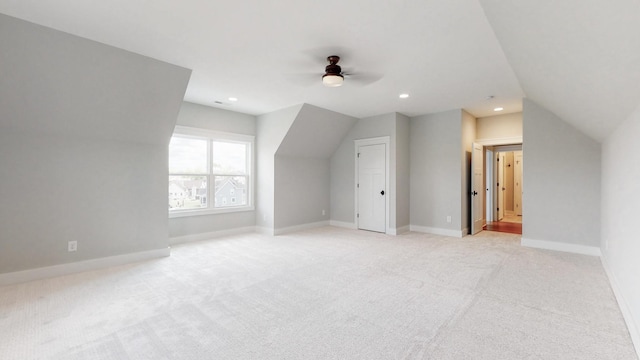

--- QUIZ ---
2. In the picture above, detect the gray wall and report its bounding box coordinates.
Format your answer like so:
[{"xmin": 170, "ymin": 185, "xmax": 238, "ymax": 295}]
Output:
[
  {"xmin": 410, "ymin": 110, "xmax": 463, "ymax": 232},
  {"xmin": 0, "ymin": 14, "xmax": 190, "ymax": 273},
  {"xmin": 330, "ymin": 113, "xmax": 397, "ymax": 228},
  {"xmin": 169, "ymin": 102, "xmax": 257, "ymax": 238},
  {"xmin": 395, "ymin": 113, "xmax": 411, "ymax": 230},
  {"xmin": 601, "ymin": 103, "xmax": 640, "ymax": 345},
  {"xmin": 256, "ymin": 105, "xmax": 301, "ymax": 230},
  {"xmin": 274, "ymin": 156, "xmax": 330, "ymax": 229},
  {"xmin": 522, "ymin": 99, "xmax": 600, "ymax": 247},
  {"xmin": 273, "ymin": 105, "xmax": 356, "ymax": 232}
]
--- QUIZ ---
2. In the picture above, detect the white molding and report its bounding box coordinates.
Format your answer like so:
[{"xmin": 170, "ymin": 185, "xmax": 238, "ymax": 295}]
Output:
[
  {"xmin": 474, "ymin": 136, "xmax": 523, "ymax": 146},
  {"xmin": 410, "ymin": 225, "xmax": 463, "ymax": 238},
  {"xmin": 354, "ymin": 136, "xmax": 391, "ymax": 234},
  {"xmin": 462, "ymin": 227, "xmax": 469, "ymax": 236},
  {"xmin": 601, "ymin": 256, "xmax": 640, "ymax": 357},
  {"xmin": 521, "ymin": 238, "xmax": 601, "ymax": 257},
  {"xmin": 170, "ymin": 226, "xmax": 255, "ymax": 245},
  {"xmin": 0, "ymin": 248, "xmax": 170, "ymax": 287},
  {"xmin": 329, "ymin": 220, "xmax": 357, "ymax": 230},
  {"xmin": 274, "ymin": 221, "xmax": 329, "ymax": 235},
  {"xmin": 255, "ymin": 226, "xmax": 274, "ymax": 236},
  {"xmin": 391, "ymin": 225, "xmax": 411, "ymax": 235}
]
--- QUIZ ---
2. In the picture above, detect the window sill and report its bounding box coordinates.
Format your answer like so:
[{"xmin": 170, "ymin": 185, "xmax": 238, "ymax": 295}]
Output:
[{"xmin": 169, "ymin": 205, "xmax": 255, "ymax": 219}]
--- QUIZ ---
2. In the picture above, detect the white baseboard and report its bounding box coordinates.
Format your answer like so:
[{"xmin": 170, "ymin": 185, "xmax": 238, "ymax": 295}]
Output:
[
  {"xmin": 274, "ymin": 221, "xmax": 329, "ymax": 235},
  {"xmin": 410, "ymin": 225, "xmax": 463, "ymax": 238},
  {"xmin": 329, "ymin": 220, "xmax": 357, "ymax": 230},
  {"xmin": 601, "ymin": 256, "xmax": 640, "ymax": 357},
  {"xmin": 0, "ymin": 247, "xmax": 170, "ymax": 287},
  {"xmin": 255, "ymin": 226, "xmax": 274, "ymax": 236},
  {"xmin": 170, "ymin": 226, "xmax": 256, "ymax": 245},
  {"xmin": 521, "ymin": 238, "xmax": 601, "ymax": 257},
  {"xmin": 389, "ymin": 225, "xmax": 410, "ymax": 235}
]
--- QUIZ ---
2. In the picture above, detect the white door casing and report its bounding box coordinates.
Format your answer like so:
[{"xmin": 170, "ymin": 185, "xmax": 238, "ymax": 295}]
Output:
[
  {"xmin": 357, "ymin": 143, "xmax": 386, "ymax": 233},
  {"xmin": 471, "ymin": 142, "xmax": 484, "ymax": 235},
  {"xmin": 514, "ymin": 151, "xmax": 523, "ymax": 216},
  {"xmin": 498, "ymin": 153, "xmax": 505, "ymax": 221}
]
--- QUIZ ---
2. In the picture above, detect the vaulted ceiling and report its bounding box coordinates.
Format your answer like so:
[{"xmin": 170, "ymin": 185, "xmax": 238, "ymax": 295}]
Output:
[{"xmin": 1, "ymin": 0, "xmax": 638, "ymax": 141}]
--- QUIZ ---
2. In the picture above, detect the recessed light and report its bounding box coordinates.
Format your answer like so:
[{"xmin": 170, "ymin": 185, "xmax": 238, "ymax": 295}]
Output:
[
  {"xmin": 494, "ymin": 107, "xmax": 504, "ymax": 112},
  {"xmin": 228, "ymin": 97, "xmax": 238, "ymax": 102},
  {"xmin": 399, "ymin": 93, "xmax": 409, "ymax": 99}
]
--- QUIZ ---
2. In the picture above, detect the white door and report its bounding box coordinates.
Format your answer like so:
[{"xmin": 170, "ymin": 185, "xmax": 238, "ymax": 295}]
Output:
[
  {"xmin": 470, "ymin": 143, "xmax": 484, "ymax": 235},
  {"xmin": 497, "ymin": 153, "xmax": 505, "ymax": 220},
  {"xmin": 357, "ymin": 144, "xmax": 386, "ymax": 233},
  {"xmin": 514, "ymin": 151, "xmax": 523, "ymax": 216}
]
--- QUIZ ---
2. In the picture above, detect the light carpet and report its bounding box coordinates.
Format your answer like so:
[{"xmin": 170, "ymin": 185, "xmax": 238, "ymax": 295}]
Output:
[{"xmin": 0, "ymin": 227, "xmax": 636, "ymax": 359}]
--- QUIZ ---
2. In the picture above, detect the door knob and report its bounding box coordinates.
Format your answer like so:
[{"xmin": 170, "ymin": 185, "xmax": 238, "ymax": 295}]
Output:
[
  {"xmin": 380, "ymin": 190, "xmax": 385, "ymax": 195},
  {"xmin": 472, "ymin": 191, "xmax": 478, "ymax": 196}
]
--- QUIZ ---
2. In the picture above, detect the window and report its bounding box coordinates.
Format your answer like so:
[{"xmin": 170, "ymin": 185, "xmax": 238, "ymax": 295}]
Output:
[{"xmin": 169, "ymin": 126, "xmax": 253, "ymax": 217}]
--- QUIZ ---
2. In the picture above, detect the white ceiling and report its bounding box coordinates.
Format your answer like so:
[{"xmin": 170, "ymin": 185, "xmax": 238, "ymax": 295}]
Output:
[{"xmin": 1, "ymin": 0, "xmax": 638, "ymax": 140}]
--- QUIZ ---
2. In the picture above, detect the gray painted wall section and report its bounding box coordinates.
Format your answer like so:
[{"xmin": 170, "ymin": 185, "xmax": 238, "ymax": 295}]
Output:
[
  {"xmin": 169, "ymin": 102, "xmax": 256, "ymax": 238},
  {"xmin": 0, "ymin": 15, "xmax": 191, "ymax": 273},
  {"xmin": 256, "ymin": 105, "xmax": 302, "ymax": 230},
  {"xmin": 395, "ymin": 113, "xmax": 411, "ymax": 230},
  {"xmin": 272, "ymin": 104, "xmax": 356, "ymax": 231},
  {"xmin": 330, "ymin": 113, "xmax": 397, "ymax": 227},
  {"xmin": 410, "ymin": 110, "xmax": 463, "ymax": 232},
  {"xmin": 522, "ymin": 99, "xmax": 600, "ymax": 247},
  {"xmin": 274, "ymin": 156, "xmax": 330, "ymax": 229},
  {"xmin": 601, "ymin": 103, "xmax": 640, "ymax": 349}
]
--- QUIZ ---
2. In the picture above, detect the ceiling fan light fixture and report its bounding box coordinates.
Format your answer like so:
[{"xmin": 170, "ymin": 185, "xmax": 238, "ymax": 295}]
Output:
[{"xmin": 322, "ymin": 74, "xmax": 344, "ymax": 87}]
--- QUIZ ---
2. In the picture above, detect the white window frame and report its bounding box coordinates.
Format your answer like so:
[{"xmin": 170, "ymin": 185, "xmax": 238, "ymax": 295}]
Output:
[{"xmin": 169, "ymin": 125, "xmax": 254, "ymax": 218}]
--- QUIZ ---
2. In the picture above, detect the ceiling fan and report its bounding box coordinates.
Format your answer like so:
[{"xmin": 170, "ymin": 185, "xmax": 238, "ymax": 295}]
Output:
[
  {"xmin": 322, "ymin": 55, "xmax": 344, "ymax": 87},
  {"xmin": 285, "ymin": 51, "xmax": 382, "ymax": 87}
]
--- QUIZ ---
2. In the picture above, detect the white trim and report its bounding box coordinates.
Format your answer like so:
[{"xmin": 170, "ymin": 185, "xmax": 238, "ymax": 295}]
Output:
[
  {"xmin": 274, "ymin": 221, "xmax": 330, "ymax": 235},
  {"xmin": 0, "ymin": 248, "xmax": 170, "ymax": 287},
  {"xmin": 521, "ymin": 238, "xmax": 601, "ymax": 256},
  {"xmin": 410, "ymin": 225, "xmax": 463, "ymax": 238},
  {"xmin": 462, "ymin": 227, "xmax": 469, "ymax": 236},
  {"xmin": 355, "ymin": 136, "xmax": 391, "ymax": 234},
  {"xmin": 255, "ymin": 226, "xmax": 275, "ymax": 236},
  {"xmin": 170, "ymin": 226, "xmax": 255, "ymax": 245},
  {"xmin": 170, "ymin": 125, "xmax": 255, "ymax": 218},
  {"xmin": 601, "ymin": 256, "xmax": 640, "ymax": 357},
  {"xmin": 475, "ymin": 136, "xmax": 523, "ymax": 146},
  {"xmin": 329, "ymin": 220, "xmax": 357, "ymax": 230},
  {"xmin": 390, "ymin": 225, "xmax": 411, "ymax": 235}
]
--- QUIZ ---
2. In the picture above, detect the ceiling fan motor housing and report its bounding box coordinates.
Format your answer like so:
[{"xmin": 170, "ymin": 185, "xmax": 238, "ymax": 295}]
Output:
[{"xmin": 324, "ymin": 55, "xmax": 342, "ymax": 76}]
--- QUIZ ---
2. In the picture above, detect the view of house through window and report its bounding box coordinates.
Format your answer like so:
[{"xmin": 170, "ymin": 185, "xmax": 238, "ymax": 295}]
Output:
[{"xmin": 168, "ymin": 126, "xmax": 253, "ymax": 216}]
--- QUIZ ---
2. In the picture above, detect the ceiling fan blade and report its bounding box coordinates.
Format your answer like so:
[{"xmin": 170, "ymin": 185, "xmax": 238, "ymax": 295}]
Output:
[{"xmin": 343, "ymin": 72, "xmax": 383, "ymax": 86}]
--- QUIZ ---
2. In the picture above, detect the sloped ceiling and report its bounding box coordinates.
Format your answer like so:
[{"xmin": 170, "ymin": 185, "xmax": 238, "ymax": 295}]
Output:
[
  {"xmin": 0, "ymin": 1, "xmax": 637, "ymax": 141},
  {"xmin": 0, "ymin": 0, "xmax": 523, "ymax": 119},
  {"xmin": 478, "ymin": 0, "xmax": 640, "ymax": 141},
  {"xmin": 276, "ymin": 104, "xmax": 358, "ymax": 158}
]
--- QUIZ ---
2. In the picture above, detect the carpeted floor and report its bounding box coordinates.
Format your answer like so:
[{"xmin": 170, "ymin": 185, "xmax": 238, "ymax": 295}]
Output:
[{"xmin": 0, "ymin": 227, "xmax": 636, "ymax": 359}]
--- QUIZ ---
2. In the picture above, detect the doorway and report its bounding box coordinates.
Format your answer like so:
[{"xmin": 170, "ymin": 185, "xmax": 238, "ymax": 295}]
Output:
[
  {"xmin": 485, "ymin": 145, "xmax": 523, "ymax": 234},
  {"xmin": 355, "ymin": 137, "xmax": 389, "ymax": 233}
]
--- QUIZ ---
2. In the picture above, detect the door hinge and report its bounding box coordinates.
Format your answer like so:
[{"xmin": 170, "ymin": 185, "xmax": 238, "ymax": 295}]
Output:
[
  {"xmin": 357, "ymin": 213, "xmax": 359, "ymax": 218},
  {"xmin": 497, "ymin": 207, "xmax": 500, "ymax": 211},
  {"xmin": 497, "ymin": 182, "xmax": 500, "ymax": 186},
  {"xmin": 357, "ymin": 183, "xmax": 359, "ymax": 188},
  {"xmin": 357, "ymin": 153, "xmax": 360, "ymax": 158}
]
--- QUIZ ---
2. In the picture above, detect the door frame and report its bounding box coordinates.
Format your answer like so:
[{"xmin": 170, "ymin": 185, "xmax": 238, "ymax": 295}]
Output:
[{"xmin": 355, "ymin": 136, "xmax": 390, "ymax": 234}]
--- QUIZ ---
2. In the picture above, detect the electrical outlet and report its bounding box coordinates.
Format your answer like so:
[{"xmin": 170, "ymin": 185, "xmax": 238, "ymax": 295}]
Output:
[
  {"xmin": 68, "ymin": 241, "xmax": 77, "ymax": 252},
  {"xmin": 446, "ymin": 216, "xmax": 452, "ymax": 223},
  {"xmin": 322, "ymin": 210, "xmax": 326, "ymax": 216}
]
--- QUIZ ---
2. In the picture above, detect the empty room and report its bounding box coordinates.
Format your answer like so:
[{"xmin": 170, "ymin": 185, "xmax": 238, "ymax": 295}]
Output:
[{"xmin": 1, "ymin": 1, "xmax": 639, "ymax": 359}]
